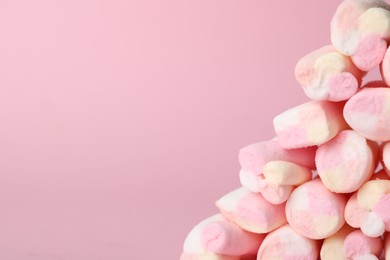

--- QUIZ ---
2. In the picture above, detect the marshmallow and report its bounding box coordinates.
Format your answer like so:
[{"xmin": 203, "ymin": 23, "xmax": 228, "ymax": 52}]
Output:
[
  {"xmin": 345, "ymin": 180, "xmax": 390, "ymax": 237},
  {"xmin": 257, "ymin": 224, "xmax": 320, "ymax": 260},
  {"xmin": 252, "ymin": 175, "xmax": 293, "ymax": 205},
  {"xmin": 331, "ymin": 0, "xmax": 390, "ymax": 71},
  {"xmin": 285, "ymin": 179, "xmax": 347, "ymax": 239},
  {"xmin": 239, "ymin": 139, "xmax": 316, "ymax": 193},
  {"xmin": 263, "ymin": 160, "xmax": 311, "ymax": 187},
  {"xmin": 316, "ymin": 130, "xmax": 377, "ymax": 193},
  {"xmin": 181, "ymin": 214, "xmax": 264, "ymax": 260},
  {"xmin": 273, "ymin": 100, "xmax": 348, "ymax": 149},
  {"xmin": 251, "ymin": 160, "xmax": 312, "ymax": 204},
  {"xmin": 321, "ymin": 225, "xmax": 382, "ymax": 260},
  {"xmin": 320, "ymin": 225, "xmax": 355, "ymax": 260},
  {"xmin": 345, "ymin": 193, "xmax": 369, "ymax": 229},
  {"xmin": 215, "ymin": 187, "xmax": 286, "ymax": 234},
  {"xmin": 344, "ymin": 231, "xmax": 383, "ymax": 259},
  {"xmin": 344, "ymin": 87, "xmax": 390, "ymax": 142},
  {"xmin": 295, "ymin": 45, "xmax": 362, "ymax": 101}
]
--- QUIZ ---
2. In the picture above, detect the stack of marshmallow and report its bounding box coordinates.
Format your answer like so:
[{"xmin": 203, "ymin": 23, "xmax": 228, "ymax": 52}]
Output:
[{"xmin": 181, "ymin": 0, "xmax": 390, "ymax": 259}]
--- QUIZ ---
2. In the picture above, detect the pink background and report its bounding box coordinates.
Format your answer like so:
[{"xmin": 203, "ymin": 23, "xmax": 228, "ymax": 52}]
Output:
[{"xmin": 0, "ymin": 0, "xmax": 382, "ymax": 259}]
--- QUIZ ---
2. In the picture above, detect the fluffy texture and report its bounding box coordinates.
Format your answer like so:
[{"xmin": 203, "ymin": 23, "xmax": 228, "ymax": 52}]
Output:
[
  {"xmin": 285, "ymin": 179, "xmax": 347, "ymax": 239},
  {"xmin": 181, "ymin": 214, "xmax": 264, "ymax": 260},
  {"xmin": 344, "ymin": 87, "xmax": 390, "ymax": 142},
  {"xmin": 321, "ymin": 225, "xmax": 382, "ymax": 260},
  {"xmin": 238, "ymin": 139, "xmax": 316, "ymax": 193},
  {"xmin": 257, "ymin": 224, "xmax": 320, "ymax": 260},
  {"xmin": 273, "ymin": 100, "xmax": 348, "ymax": 149},
  {"xmin": 316, "ymin": 130, "xmax": 377, "ymax": 193},
  {"xmin": 345, "ymin": 180, "xmax": 390, "ymax": 237},
  {"xmin": 215, "ymin": 187, "xmax": 287, "ymax": 234},
  {"xmin": 295, "ymin": 45, "xmax": 362, "ymax": 101},
  {"xmin": 331, "ymin": 0, "xmax": 390, "ymax": 71}
]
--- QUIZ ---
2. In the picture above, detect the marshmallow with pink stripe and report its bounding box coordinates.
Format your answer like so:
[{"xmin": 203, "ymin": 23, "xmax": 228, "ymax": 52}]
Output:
[
  {"xmin": 344, "ymin": 87, "xmax": 390, "ymax": 142},
  {"xmin": 181, "ymin": 214, "xmax": 265, "ymax": 260},
  {"xmin": 273, "ymin": 101, "xmax": 348, "ymax": 149},
  {"xmin": 331, "ymin": 0, "xmax": 390, "ymax": 71},
  {"xmin": 285, "ymin": 179, "xmax": 347, "ymax": 240},
  {"xmin": 321, "ymin": 225, "xmax": 383, "ymax": 260},
  {"xmin": 295, "ymin": 45, "xmax": 363, "ymax": 101},
  {"xmin": 316, "ymin": 130, "xmax": 378, "ymax": 193},
  {"xmin": 239, "ymin": 139, "xmax": 315, "ymax": 204},
  {"xmin": 257, "ymin": 224, "xmax": 320, "ymax": 260},
  {"xmin": 345, "ymin": 180, "xmax": 390, "ymax": 237},
  {"xmin": 215, "ymin": 187, "xmax": 287, "ymax": 234}
]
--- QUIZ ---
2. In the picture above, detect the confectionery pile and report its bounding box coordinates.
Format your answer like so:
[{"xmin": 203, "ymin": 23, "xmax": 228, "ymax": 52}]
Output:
[{"xmin": 180, "ymin": 0, "xmax": 390, "ymax": 259}]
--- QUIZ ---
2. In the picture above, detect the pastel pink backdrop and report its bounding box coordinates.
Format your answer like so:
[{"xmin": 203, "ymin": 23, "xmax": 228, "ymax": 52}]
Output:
[{"xmin": 0, "ymin": 0, "xmax": 381, "ymax": 259}]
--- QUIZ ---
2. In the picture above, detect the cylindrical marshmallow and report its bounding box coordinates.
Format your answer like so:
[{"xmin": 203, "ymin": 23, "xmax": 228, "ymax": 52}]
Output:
[
  {"xmin": 273, "ymin": 100, "xmax": 348, "ymax": 149},
  {"xmin": 263, "ymin": 160, "xmax": 312, "ymax": 186},
  {"xmin": 215, "ymin": 187, "xmax": 286, "ymax": 234},
  {"xmin": 181, "ymin": 214, "xmax": 264, "ymax": 260},
  {"xmin": 345, "ymin": 180, "xmax": 390, "ymax": 237},
  {"xmin": 286, "ymin": 178, "xmax": 347, "ymax": 239},
  {"xmin": 248, "ymin": 160, "xmax": 312, "ymax": 205},
  {"xmin": 344, "ymin": 87, "xmax": 390, "ymax": 142},
  {"xmin": 257, "ymin": 224, "xmax": 320, "ymax": 260},
  {"xmin": 295, "ymin": 45, "xmax": 362, "ymax": 101},
  {"xmin": 239, "ymin": 139, "xmax": 316, "ymax": 192},
  {"xmin": 321, "ymin": 225, "xmax": 383, "ymax": 260},
  {"xmin": 331, "ymin": 0, "xmax": 390, "ymax": 71},
  {"xmin": 316, "ymin": 130, "xmax": 377, "ymax": 193}
]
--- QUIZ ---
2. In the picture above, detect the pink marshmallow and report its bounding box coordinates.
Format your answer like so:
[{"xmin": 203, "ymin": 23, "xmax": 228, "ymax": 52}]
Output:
[
  {"xmin": 252, "ymin": 160, "xmax": 312, "ymax": 204},
  {"xmin": 286, "ymin": 179, "xmax": 347, "ymax": 239},
  {"xmin": 345, "ymin": 193, "xmax": 370, "ymax": 229},
  {"xmin": 344, "ymin": 230, "xmax": 383, "ymax": 259},
  {"xmin": 344, "ymin": 87, "xmax": 390, "ymax": 142},
  {"xmin": 316, "ymin": 130, "xmax": 377, "ymax": 193},
  {"xmin": 331, "ymin": 0, "xmax": 390, "ymax": 71},
  {"xmin": 215, "ymin": 187, "xmax": 287, "ymax": 234},
  {"xmin": 273, "ymin": 100, "xmax": 348, "ymax": 149},
  {"xmin": 321, "ymin": 225, "xmax": 382, "ymax": 260},
  {"xmin": 254, "ymin": 175, "xmax": 293, "ymax": 205},
  {"xmin": 295, "ymin": 45, "xmax": 362, "ymax": 101},
  {"xmin": 181, "ymin": 214, "xmax": 264, "ymax": 260},
  {"xmin": 239, "ymin": 139, "xmax": 316, "ymax": 193},
  {"xmin": 257, "ymin": 224, "xmax": 320, "ymax": 260},
  {"xmin": 263, "ymin": 161, "xmax": 312, "ymax": 187},
  {"xmin": 345, "ymin": 180, "xmax": 390, "ymax": 237}
]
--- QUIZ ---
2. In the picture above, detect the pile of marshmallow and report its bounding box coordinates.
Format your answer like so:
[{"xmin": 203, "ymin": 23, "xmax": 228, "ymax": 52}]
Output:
[{"xmin": 181, "ymin": 0, "xmax": 390, "ymax": 259}]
